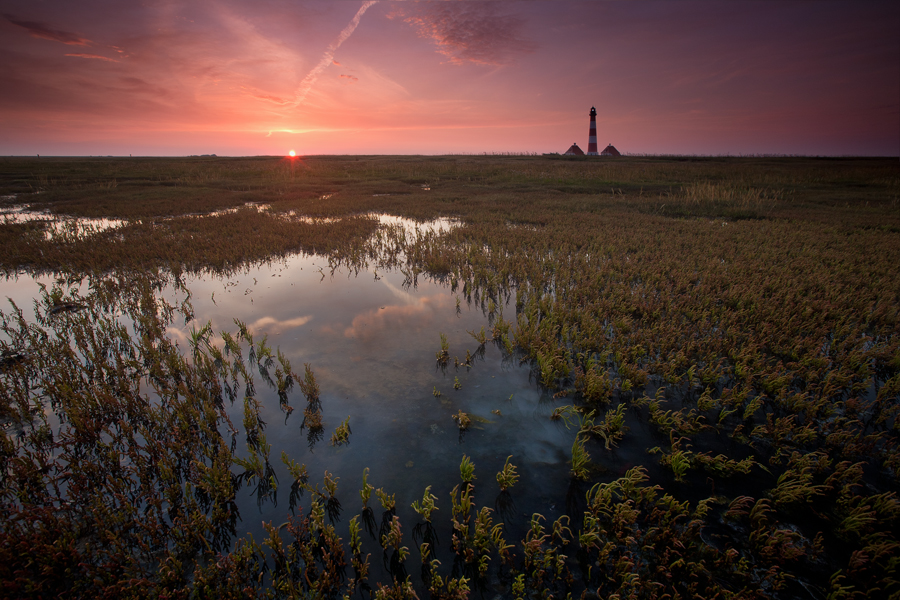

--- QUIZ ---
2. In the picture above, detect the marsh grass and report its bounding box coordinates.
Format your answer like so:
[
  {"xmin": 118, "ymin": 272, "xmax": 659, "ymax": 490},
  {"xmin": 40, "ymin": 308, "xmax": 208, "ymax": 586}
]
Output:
[
  {"xmin": 653, "ymin": 180, "xmax": 781, "ymax": 219},
  {"xmin": 1, "ymin": 155, "xmax": 899, "ymax": 598}
]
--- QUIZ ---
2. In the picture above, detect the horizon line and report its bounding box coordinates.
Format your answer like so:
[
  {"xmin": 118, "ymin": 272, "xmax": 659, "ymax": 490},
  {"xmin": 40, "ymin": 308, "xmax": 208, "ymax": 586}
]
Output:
[{"xmin": 4, "ymin": 153, "xmax": 898, "ymax": 159}]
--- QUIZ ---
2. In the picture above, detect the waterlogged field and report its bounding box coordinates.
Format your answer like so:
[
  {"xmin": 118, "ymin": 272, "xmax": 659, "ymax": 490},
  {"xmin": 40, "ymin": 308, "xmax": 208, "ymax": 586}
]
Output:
[{"xmin": 1, "ymin": 155, "xmax": 899, "ymax": 599}]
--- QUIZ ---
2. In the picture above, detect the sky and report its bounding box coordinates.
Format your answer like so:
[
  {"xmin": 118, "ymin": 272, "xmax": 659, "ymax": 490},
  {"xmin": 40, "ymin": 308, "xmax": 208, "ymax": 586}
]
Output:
[{"xmin": 1, "ymin": 0, "xmax": 898, "ymax": 156}]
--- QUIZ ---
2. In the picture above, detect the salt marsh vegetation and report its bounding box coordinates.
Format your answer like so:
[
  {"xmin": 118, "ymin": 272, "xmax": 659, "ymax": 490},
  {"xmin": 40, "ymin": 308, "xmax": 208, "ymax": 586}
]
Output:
[{"xmin": 1, "ymin": 155, "xmax": 899, "ymax": 598}]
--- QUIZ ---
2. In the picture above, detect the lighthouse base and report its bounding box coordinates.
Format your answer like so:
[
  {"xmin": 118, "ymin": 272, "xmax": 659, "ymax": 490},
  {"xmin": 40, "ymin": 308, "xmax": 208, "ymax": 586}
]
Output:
[{"xmin": 586, "ymin": 152, "xmax": 598, "ymax": 156}]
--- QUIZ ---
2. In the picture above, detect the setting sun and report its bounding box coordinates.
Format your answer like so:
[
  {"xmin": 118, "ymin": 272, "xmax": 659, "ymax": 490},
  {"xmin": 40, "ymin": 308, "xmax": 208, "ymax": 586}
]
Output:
[{"xmin": 288, "ymin": 150, "xmax": 296, "ymax": 157}]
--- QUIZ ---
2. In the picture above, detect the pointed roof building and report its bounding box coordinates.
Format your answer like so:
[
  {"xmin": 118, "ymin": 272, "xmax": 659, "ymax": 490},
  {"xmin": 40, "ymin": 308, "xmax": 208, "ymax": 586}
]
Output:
[
  {"xmin": 600, "ymin": 144, "xmax": 621, "ymax": 156},
  {"xmin": 564, "ymin": 143, "xmax": 585, "ymax": 156}
]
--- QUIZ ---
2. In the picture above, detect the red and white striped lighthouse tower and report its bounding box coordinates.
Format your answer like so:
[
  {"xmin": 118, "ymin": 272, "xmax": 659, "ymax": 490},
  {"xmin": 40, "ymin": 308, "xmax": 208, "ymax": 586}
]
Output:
[{"xmin": 587, "ymin": 106, "xmax": 598, "ymax": 155}]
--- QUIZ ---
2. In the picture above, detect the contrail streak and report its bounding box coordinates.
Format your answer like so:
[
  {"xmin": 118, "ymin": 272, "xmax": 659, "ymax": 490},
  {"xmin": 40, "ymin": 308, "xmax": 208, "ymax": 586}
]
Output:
[{"xmin": 292, "ymin": 0, "xmax": 377, "ymax": 106}]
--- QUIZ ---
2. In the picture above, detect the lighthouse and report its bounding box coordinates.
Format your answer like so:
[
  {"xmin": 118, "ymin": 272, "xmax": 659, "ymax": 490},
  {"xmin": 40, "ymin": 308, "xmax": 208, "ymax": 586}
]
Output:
[{"xmin": 587, "ymin": 107, "xmax": 598, "ymax": 155}]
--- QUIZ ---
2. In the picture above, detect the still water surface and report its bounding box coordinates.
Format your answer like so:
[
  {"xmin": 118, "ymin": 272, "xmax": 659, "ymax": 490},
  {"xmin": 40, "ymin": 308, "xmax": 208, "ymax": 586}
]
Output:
[
  {"xmin": 172, "ymin": 253, "xmax": 577, "ymax": 559},
  {"xmin": 0, "ymin": 215, "xmax": 595, "ymax": 586}
]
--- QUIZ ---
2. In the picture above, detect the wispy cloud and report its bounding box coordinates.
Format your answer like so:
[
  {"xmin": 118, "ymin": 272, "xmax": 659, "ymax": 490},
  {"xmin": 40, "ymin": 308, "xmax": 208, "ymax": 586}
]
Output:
[
  {"xmin": 249, "ymin": 315, "xmax": 313, "ymax": 333},
  {"xmin": 392, "ymin": 1, "xmax": 535, "ymax": 66},
  {"xmin": 291, "ymin": 1, "xmax": 378, "ymax": 106},
  {"xmin": 339, "ymin": 74, "xmax": 358, "ymax": 82},
  {"xmin": 65, "ymin": 53, "xmax": 118, "ymax": 62},
  {"xmin": 241, "ymin": 86, "xmax": 292, "ymax": 105},
  {"xmin": 4, "ymin": 14, "xmax": 91, "ymax": 46}
]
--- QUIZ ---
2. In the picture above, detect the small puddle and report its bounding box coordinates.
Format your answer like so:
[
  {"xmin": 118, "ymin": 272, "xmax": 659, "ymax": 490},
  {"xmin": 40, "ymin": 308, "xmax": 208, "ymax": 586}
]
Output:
[
  {"xmin": 372, "ymin": 213, "xmax": 459, "ymax": 235},
  {"xmin": 182, "ymin": 202, "xmax": 272, "ymax": 219},
  {"xmin": 1, "ymin": 204, "xmax": 129, "ymax": 240}
]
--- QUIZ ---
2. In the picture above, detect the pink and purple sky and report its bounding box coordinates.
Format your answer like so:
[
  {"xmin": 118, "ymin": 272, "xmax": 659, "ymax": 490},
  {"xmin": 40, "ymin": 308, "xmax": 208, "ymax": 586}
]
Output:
[{"xmin": 1, "ymin": 0, "xmax": 898, "ymax": 156}]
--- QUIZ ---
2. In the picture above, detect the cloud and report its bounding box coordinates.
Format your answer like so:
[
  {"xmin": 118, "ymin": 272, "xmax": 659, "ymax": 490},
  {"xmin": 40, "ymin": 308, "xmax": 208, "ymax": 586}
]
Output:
[
  {"xmin": 343, "ymin": 294, "xmax": 454, "ymax": 343},
  {"xmin": 380, "ymin": 277, "xmax": 419, "ymax": 304},
  {"xmin": 166, "ymin": 326, "xmax": 188, "ymax": 344},
  {"xmin": 248, "ymin": 315, "xmax": 313, "ymax": 333},
  {"xmin": 240, "ymin": 86, "xmax": 291, "ymax": 105},
  {"xmin": 340, "ymin": 74, "xmax": 358, "ymax": 82},
  {"xmin": 291, "ymin": 1, "xmax": 378, "ymax": 106},
  {"xmin": 65, "ymin": 53, "xmax": 118, "ymax": 62},
  {"xmin": 392, "ymin": 1, "xmax": 535, "ymax": 66},
  {"xmin": 4, "ymin": 14, "xmax": 91, "ymax": 46}
]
